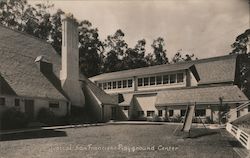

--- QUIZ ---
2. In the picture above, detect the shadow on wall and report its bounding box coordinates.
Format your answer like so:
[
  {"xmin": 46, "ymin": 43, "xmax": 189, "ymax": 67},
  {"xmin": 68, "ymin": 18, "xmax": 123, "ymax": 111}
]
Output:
[{"xmin": 0, "ymin": 129, "xmax": 67, "ymax": 141}]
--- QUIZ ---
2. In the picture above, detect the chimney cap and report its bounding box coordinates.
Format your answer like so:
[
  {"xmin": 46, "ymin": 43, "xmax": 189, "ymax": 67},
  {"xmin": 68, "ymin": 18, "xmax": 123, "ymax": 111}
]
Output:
[{"xmin": 61, "ymin": 13, "xmax": 78, "ymax": 25}]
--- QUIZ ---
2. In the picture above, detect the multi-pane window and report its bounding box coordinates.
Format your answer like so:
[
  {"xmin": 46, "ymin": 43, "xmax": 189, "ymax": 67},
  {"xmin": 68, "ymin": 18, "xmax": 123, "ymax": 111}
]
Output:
[
  {"xmin": 0, "ymin": 97, "xmax": 5, "ymax": 106},
  {"xmin": 195, "ymin": 109, "xmax": 206, "ymax": 117},
  {"xmin": 147, "ymin": 111, "xmax": 155, "ymax": 117},
  {"xmin": 15, "ymin": 99, "xmax": 20, "ymax": 107},
  {"xmin": 177, "ymin": 73, "xmax": 184, "ymax": 83},
  {"xmin": 156, "ymin": 76, "xmax": 162, "ymax": 85},
  {"xmin": 103, "ymin": 83, "xmax": 107, "ymax": 90},
  {"xmin": 163, "ymin": 75, "xmax": 169, "ymax": 84},
  {"xmin": 128, "ymin": 79, "xmax": 133, "ymax": 88},
  {"xmin": 49, "ymin": 102, "xmax": 59, "ymax": 108},
  {"xmin": 170, "ymin": 74, "xmax": 176, "ymax": 83},
  {"xmin": 169, "ymin": 109, "xmax": 174, "ymax": 117},
  {"xmin": 150, "ymin": 76, "xmax": 155, "ymax": 85},
  {"xmin": 118, "ymin": 81, "xmax": 122, "ymax": 88},
  {"xmin": 158, "ymin": 110, "xmax": 163, "ymax": 117},
  {"xmin": 123, "ymin": 80, "xmax": 127, "ymax": 88},
  {"xmin": 108, "ymin": 82, "xmax": 112, "ymax": 89},
  {"xmin": 144, "ymin": 77, "xmax": 149, "ymax": 86},
  {"xmin": 113, "ymin": 81, "xmax": 117, "ymax": 89},
  {"xmin": 138, "ymin": 78, "xmax": 143, "ymax": 87},
  {"xmin": 98, "ymin": 79, "xmax": 133, "ymax": 90}
]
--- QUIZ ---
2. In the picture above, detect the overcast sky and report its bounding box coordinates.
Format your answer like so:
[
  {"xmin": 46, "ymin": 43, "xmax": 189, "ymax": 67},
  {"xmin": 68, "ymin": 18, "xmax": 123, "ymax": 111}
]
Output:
[{"xmin": 30, "ymin": 0, "xmax": 249, "ymax": 59}]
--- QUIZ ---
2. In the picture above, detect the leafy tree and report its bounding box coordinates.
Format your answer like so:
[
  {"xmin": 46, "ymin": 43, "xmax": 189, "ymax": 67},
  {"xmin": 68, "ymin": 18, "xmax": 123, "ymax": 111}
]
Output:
[
  {"xmin": 78, "ymin": 20, "xmax": 104, "ymax": 77},
  {"xmin": 172, "ymin": 49, "xmax": 197, "ymax": 63},
  {"xmin": 230, "ymin": 29, "xmax": 250, "ymax": 98},
  {"xmin": 123, "ymin": 39, "xmax": 148, "ymax": 70},
  {"xmin": 151, "ymin": 37, "xmax": 168, "ymax": 65},
  {"xmin": 103, "ymin": 29, "xmax": 128, "ymax": 72}
]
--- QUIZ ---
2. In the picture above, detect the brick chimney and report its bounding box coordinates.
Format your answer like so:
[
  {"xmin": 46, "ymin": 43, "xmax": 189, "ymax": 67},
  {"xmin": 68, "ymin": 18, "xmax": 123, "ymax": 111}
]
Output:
[{"xmin": 60, "ymin": 14, "xmax": 85, "ymax": 107}]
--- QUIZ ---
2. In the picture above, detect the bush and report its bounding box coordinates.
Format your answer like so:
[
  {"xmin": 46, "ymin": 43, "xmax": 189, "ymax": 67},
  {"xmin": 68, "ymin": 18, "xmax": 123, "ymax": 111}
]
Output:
[
  {"xmin": 0, "ymin": 107, "xmax": 29, "ymax": 130},
  {"xmin": 37, "ymin": 108, "xmax": 56, "ymax": 125}
]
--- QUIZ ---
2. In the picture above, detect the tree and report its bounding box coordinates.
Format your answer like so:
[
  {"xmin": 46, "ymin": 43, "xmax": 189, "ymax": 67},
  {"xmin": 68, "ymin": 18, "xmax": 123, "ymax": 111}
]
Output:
[
  {"xmin": 151, "ymin": 37, "xmax": 168, "ymax": 65},
  {"xmin": 122, "ymin": 39, "xmax": 148, "ymax": 70},
  {"xmin": 78, "ymin": 20, "xmax": 104, "ymax": 77},
  {"xmin": 230, "ymin": 29, "xmax": 250, "ymax": 98},
  {"xmin": 172, "ymin": 49, "xmax": 197, "ymax": 63},
  {"xmin": 103, "ymin": 29, "xmax": 128, "ymax": 72}
]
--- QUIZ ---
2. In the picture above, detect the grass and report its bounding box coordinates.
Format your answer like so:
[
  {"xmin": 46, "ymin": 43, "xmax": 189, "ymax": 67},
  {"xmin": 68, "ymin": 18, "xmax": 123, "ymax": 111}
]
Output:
[{"xmin": 0, "ymin": 124, "xmax": 241, "ymax": 158}]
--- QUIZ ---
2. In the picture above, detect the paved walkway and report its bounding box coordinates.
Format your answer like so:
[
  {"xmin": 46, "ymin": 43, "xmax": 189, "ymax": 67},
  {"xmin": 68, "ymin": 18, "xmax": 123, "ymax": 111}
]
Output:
[{"xmin": 0, "ymin": 121, "xmax": 224, "ymax": 135}]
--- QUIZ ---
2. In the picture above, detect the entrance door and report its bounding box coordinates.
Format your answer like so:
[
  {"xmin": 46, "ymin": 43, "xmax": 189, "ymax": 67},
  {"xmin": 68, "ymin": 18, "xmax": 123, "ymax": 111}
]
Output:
[
  {"xmin": 24, "ymin": 99, "xmax": 34, "ymax": 119},
  {"xmin": 111, "ymin": 107, "xmax": 116, "ymax": 120}
]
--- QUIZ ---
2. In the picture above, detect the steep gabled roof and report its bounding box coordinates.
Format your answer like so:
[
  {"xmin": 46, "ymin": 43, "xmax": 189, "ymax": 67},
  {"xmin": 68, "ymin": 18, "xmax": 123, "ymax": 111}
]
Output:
[
  {"xmin": 0, "ymin": 25, "xmax": 67, "ymax": 101},
  {"xmin": 90, "ymin": 54, "xmax": 238, "ymax": 85}
]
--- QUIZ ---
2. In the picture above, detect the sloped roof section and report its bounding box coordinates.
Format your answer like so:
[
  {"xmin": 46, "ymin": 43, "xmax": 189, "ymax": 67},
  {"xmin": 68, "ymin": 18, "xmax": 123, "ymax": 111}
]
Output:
[
  {"xmin": 118, "ymin": 93, "xmax": 134, "ymax": 106},
  {"xmin": 156, "ymin": 85, "xmax": 248, "ymax": 106},
  {"xmin": 90, "ymin": 54, "xmax": 238, "ymax": 85},
  {"xmin": 81, "ymin": 75, "xmax": 117, "ymax": 105},
  {"xmin": 90, "ymin": 62, "xmax": 195, "ymax": 81},
  {"xmin": 0, "ymin": 25, "xmax": 66, "ymax": 101}
]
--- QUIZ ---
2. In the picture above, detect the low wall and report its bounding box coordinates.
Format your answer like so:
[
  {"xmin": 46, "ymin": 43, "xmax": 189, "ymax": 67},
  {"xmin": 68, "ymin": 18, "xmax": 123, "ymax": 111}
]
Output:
[{"xmin": 226, "ymin": 123, "xmax": 250, "ymax": 150}]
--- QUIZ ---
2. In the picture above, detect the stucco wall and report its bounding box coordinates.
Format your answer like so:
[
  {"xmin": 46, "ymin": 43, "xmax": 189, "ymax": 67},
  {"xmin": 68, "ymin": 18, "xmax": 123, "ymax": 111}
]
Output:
[{"xmin": 0, "ymin": 95, "xmax": 68, "ymax": 118}]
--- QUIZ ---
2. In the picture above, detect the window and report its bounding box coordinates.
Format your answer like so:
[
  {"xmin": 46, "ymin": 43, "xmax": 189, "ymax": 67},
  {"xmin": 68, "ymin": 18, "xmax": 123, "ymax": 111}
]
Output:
[
  {"xmin": 0, "ymin": 97, "xmax": 5, "ymax": 106},
  {"xmin": 237, "ymin": 110, "xmax": 240, "ymax": 118},
  {"xmin": 163, "ymin": 75, "xmax": 169, "ymax": 84},
  {"xmin": 181, "ymin": 109, "xmax": 186, "ymax": 117},
  {"xmin": 113, "ymin": 81, "xmax": 117, "ymax": 89},
  {"xmin": 118, "ymin": 81, "xmax": 122, "ymax": 88},
  {"xmin": 158, "ymin": 110, "xmax": 162, "ymax": 117},
  {"xmin": 49, "ymin": 102, "xmax": 59, "ymax": 108},
  {"xmin": 108, "ymin": 82, "xmax": 112, "ymax": 89},
  {"xmin": 177, "ymin": 73, "xmax": 184, "ymax": 83},
  {"xmin": 138, "ymin": 111, "xmax": 144, "ymax": 117},
  {"xmin": 15, "ymin": 99, "xmax": 20, "ymax": 107},
  {"xmin": 138, "ymin": 78, "xmax": 143, "ymax": 87},
  {"xmin": 144, "ymin": 77, "xmax": 149, "ymax": 86},
  {"xmin": 124, "ymin": 106, "xmax": 129, "ymax": 110},
  {"xmin": 156, "ymin": 76, "xmax": 162, "ymax": 85},
  {"xmin": 170, "ymin": 74, "xmax": 176, "ymax": 83},
  {"xmin": 248, "ymin": 105, "xmax": 250, "ymax": 112},
  {"xmin": 103, "ymin": 83, "xmax": 107, "ymax": 90},
  {"xmin": 195, "ymin": 109, "xmax": 206, "ymax": 117},
  {"xmin": 147, "ymin": 111, "xmax": 155, "ymax": 117},
  {"xmin": 169, "ymin": 110, "xmax": 173, "ymax": 117},
  {"xmin": 98, "ymin": 83, "xmax": 102, "ymax": 89},
  {"xmin": 150, "ymin": 76, "xmax": 156, "ymax": 85},
  {"xmin": 123, "ymin": 80, "xmax": 127, "ymax": 88},
  {"xmin": 128, "ymin": 79, "xmax": 133, "ymax": 88}
]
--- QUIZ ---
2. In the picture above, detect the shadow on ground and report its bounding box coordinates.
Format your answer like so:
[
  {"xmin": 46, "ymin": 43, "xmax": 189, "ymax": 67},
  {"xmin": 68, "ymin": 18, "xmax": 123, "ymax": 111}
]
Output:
[{"xmin": 0, "ymin": 129, "xmax": 67, "ymax": 141}]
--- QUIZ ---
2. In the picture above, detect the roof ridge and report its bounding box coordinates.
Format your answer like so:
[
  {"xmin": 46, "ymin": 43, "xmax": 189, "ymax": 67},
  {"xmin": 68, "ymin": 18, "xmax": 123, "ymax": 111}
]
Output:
[{"xmin": 90, "ymin": 54, "xmax": 238, "ymax": 79}]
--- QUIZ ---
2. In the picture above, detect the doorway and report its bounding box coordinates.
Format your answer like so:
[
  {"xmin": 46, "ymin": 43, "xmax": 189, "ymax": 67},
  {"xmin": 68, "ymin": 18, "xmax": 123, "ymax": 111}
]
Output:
[{"xmin": 24, "ymin": 99, "xmax": 34, "ymax": 119}]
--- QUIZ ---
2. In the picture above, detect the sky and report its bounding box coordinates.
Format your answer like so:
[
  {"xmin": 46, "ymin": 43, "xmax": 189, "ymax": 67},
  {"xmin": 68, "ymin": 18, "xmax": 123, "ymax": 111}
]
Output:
[{"xmin": 29, "ymin": 0, "xmax": 249, "ymax": 59}]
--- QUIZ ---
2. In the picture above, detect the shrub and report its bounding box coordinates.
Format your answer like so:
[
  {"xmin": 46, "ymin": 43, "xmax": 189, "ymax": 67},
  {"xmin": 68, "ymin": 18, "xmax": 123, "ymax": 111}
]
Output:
[
  {"xmin": 0, "ymin": 107, "xmax": 29, "ymax": 130},
  {"xmin": 37, "ymin": 108, "xmax": 56, "ymax": 125}
]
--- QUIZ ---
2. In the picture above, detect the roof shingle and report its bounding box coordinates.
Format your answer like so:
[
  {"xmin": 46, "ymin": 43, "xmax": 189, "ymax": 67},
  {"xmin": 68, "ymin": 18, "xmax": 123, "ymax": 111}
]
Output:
[{"xmin": 0, "ymin": 25, "xmax": 66, "ymax": 100}]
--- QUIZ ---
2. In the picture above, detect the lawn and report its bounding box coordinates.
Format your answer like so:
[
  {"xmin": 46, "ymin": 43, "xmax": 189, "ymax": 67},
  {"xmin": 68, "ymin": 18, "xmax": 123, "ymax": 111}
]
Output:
[{"xmin": 0, "ymin": 124, "xmax": 242, "ymax": 158}]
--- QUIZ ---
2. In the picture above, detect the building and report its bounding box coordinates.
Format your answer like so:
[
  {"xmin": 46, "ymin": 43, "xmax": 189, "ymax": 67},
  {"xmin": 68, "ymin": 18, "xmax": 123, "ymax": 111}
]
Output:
[
  {"xmin": 0, "ymin": 15, "xmax": 116, "ymax": 122},
  {"xmin": 90, "ymin": 54, "xmax": 250, "ymax": 123}
]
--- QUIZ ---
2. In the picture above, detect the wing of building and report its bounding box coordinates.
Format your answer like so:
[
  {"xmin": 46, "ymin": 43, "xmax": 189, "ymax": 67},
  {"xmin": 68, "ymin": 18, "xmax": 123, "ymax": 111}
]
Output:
[
  {"xmin": 90, "ymin": 54, "xmax": 250, "ymax": 123},
  {"xmin": 0, "ymin": 18, "xmax": 116, "ymax": 122}
]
